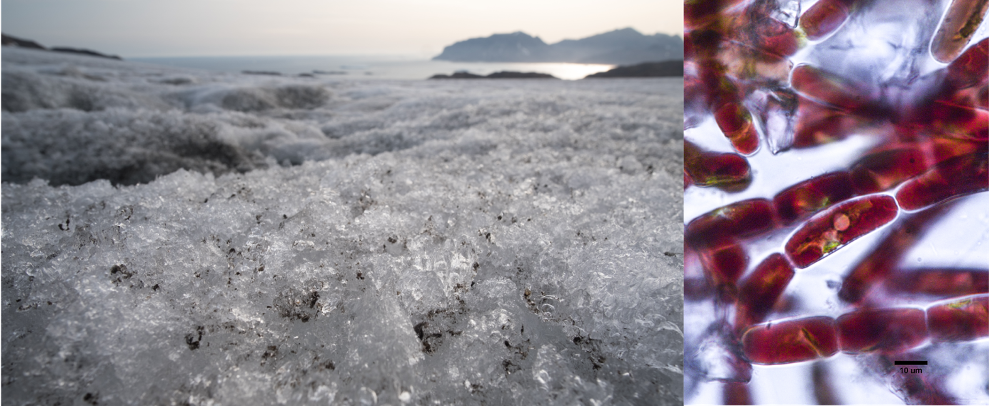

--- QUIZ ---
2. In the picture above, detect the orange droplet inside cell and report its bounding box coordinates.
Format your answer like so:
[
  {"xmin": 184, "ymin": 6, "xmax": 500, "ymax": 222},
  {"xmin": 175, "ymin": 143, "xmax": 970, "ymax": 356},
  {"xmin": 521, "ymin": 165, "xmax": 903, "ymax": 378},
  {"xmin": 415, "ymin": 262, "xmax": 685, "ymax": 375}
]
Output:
[{"xmin": 833, "ymin": 214, "xmax": 850, "ymax": 231}]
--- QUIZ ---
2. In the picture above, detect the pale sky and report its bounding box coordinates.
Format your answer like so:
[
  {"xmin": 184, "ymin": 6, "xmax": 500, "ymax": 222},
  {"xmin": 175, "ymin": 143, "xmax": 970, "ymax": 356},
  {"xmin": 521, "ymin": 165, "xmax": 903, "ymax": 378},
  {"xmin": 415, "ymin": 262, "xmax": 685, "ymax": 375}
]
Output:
[{"xmin": 1, "ymin": 0, "xmax": 682, "ymax": 58}]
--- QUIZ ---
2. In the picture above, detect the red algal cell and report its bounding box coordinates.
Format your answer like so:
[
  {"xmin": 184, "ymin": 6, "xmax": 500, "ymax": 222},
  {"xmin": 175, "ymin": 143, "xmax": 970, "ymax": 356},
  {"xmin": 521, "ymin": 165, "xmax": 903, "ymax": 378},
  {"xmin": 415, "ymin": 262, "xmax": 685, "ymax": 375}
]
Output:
[
  {"xmin": 887, "ymin": 268, "xmax": 989, "ymax": 297},
  {"xmin": 754, "ymin": 18, "xmax": 801, "ymax": 59},
  {"xmin": 700, "ymin": 241, "xmax": 749, "ymax": 289},
  {"xmin": 684, "ymin": 140, "xmax": 752, "ymax": 191},
  {"xmin": 928, "ymin": 294, "xmax": 989, "ymax": 342},
  {"xmin": 686, "ymin": 199, "xmax": 776, "ymax": 246},
  {"xmin": 685, "ymin": 0, "xmax": 743, "ymax": 30},
  {"xmin": 947, "ymin": 38, "xmax": 989, "ymax": 89},
  {"xmin": 791, "ymin": 64, "xmax": 876, "ymax": 114},
  {"xmin": 931, "ymin": 137, "xmax": 986, "ymax": 163},
  {"xmin": 895, "ymin": 151, "xmax": 989, "ymax": 211},
  {"xmin": 723, "ymin": 382, "xmax": 752, "ymax": 405},
  {"xmin": 928, "ymin": 98, "xmax": 989, "ymax": 142},
  {"xmin": 774, "ymin": 172, "xmax": 855, "ymax": 225},
  {"xmin": 838, "ymin": 205, "xmax": 950, "ymax": 304},
  {"xmin": 800, "ymin": 0, "xmax": 857, "ymax": 40},
  {"xmin": 785, "ymin": 195, "xmax": 898, "ymax": 268},
  {"xmin": 714, "ymin": 100, "xmax": 760, "ymax": 154},
  {"xmin": 836, "ymin": 308, "xmax": 928, "ymax": 353},
  {"xmin": 685, "ymin": 70, "xmax": 709, "ymax": 129},
  {"xmin": 792, "ymin": 96, "xmax": 869, "ymax": 148},
  {"xmin": 741, "ymin": 316, "xmax": 839, "ymax": 364},
  {"xmin": 850, "ymin": 147, "xmax": 929, "ymax": 194},
  {"xmin": 931, "ymin": 0, "xmax": 989, "ymax": 63},
  {"xmin": 734, "ymin": 254, "xmax": 795, "ymax": 333}
]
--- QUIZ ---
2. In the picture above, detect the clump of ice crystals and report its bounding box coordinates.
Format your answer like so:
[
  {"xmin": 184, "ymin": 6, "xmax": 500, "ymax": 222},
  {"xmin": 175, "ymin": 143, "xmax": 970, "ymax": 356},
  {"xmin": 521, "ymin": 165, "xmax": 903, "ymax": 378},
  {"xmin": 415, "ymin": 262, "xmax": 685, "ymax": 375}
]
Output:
[{"xmin": 1, "ymin": 48, "xmax": 684, "ymax": 405}]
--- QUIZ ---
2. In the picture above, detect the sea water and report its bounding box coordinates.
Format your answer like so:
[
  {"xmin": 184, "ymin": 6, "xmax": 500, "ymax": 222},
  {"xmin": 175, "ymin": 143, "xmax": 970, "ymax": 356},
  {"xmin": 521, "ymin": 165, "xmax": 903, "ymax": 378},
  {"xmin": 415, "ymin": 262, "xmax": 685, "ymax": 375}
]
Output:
[{"xmin": 130, "ymin": 54, "xmax": 616, "ymax": 80}]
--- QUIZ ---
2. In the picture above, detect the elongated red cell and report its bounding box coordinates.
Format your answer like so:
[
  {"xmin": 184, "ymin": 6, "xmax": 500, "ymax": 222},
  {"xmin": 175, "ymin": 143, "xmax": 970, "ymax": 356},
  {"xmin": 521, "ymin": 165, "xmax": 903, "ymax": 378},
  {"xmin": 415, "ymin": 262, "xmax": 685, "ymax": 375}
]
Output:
[
  {"xmin": 931, "ymin": 0, "xmax": 989, "ymax": 63},
  {"xmin": 792, "ymin": 96, "xmax": 869, "ymax": 148},
  {"xmin": 888, "ymin": 268, "xmax": 989, "ymax": 297},
  {"xmin": 791, "ymin": 64, "xmax": 875, "ymax": 114},
  {"xmin": 947, "ymin": 38, "xmax": 989, "ymax": 89},
  {"xmin": 928, "ymin": 294, "xmax": 989, "ymax": 342},
  {"xmin": 785, "ymin": 195, "xmax": 898, "ymax": 268},
  {"xmin": 734, "ymin": 254, "xmax": 795, "ymax": 333},
  {"xmin": 836, "ymin": 308, "xmax": 928, "ymax": 353},
  {"xmin": 800, "ymin": 0, "xmax": 857, "ymax": 40},
  {"xmin": 684, "ymin": 140, "xmax": 753, "ymax": 192},
  {"xmin": 741, "ymin": 317, "xmax": 839, "ymax": 364},
  {"xmin": 895, "ymin": 151, "xmax": 989, "ymax": 210},
  {"xmin": 700, "ymin": 241, "xmax": 749, "ymax": 288},
  {"xmin": 686, "ymin": 199, "xmax": 776, "ymax": 246},
  {"xmin": 723, "ymin": 382, "xmax": 752, "ymax": 405},
  {"xmin": 839, "ymin": 205, "xmax": 951, "ymax": 303},
  {"xmin": 685, "ymin": 0, "xmax": 744, "ymax": 30},
  {"xmin": 714, "ymin": 100, "xmax": 760, "ymax": 155},
  {"xmin": 850, "ymin": 148, "xmax": 929, "ymax": 194},
  {"xmin": 774, "ymin": 172, "xmax": 855, "ymax": 225}
]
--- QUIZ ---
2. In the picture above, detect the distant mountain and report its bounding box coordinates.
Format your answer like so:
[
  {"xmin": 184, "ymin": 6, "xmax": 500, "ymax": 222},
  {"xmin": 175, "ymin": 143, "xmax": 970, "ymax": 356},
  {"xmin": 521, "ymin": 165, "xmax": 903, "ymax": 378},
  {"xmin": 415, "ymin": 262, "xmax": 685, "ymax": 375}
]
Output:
[{"xmin": 433, "ymin": 28, "xmax": 683, "ymax": 65}]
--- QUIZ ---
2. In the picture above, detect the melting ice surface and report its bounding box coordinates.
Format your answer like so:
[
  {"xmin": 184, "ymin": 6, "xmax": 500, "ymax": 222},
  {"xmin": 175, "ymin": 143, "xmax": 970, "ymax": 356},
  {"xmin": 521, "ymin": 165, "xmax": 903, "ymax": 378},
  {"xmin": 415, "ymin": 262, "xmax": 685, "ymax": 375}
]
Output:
[{"xmin": 1, "ymin": 47, "xmax": 684, "ymax": 405}]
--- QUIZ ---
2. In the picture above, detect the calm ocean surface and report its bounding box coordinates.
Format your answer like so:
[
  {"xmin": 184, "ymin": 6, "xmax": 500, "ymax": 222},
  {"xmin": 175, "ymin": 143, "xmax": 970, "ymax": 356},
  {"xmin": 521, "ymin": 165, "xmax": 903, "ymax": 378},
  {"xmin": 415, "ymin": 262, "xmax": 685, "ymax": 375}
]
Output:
[{"xmin": 130, "ymin": 55, "xmax": 615, "ymax": 80}]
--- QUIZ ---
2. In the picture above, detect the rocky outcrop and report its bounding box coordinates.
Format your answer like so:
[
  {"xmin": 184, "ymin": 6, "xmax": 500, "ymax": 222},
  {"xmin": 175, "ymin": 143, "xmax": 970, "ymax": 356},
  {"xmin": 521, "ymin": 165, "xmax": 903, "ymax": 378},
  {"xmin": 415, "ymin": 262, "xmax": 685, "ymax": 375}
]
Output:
[
  {"xmin": 433, "ymin": 28, "xmax": 683, "ymax": 65},
  {"xmin": 49, "ymin": 47, "xmax": 122, "ymax": 60},
  {"xmin": 583, "ymin": 61, "xmax": 684, "ymax": 78},
  {"xmin": 2, "ymin": 33, "xmax": 121, "ymax": 60},
  {"xmin": 2, "ymin": 33, "xmax": 45, "ymax": 50}
]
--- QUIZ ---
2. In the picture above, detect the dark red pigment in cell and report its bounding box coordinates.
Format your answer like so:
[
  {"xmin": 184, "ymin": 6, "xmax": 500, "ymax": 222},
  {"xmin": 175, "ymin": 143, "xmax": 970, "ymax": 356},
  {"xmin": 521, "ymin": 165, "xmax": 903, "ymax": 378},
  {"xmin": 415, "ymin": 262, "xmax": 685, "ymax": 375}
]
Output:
[
  {"xmin": 850, "ymin": 147, "xmax": 928, "ymax": 194},
  {"xmin": 734, "ymin": 253, "xmax": 795, "ymax": 334},
  {"xmin": 714, "ymin": 99, "xmax": 760, "ymax": 155},
  {"xmin": 946, "ymin": 38, "xmax": 989, "ymax": 89},
  {"xmin": 686, "ymin": 199, "xmax": 776, "ymax": 247},
  {"xmin": 927, "ymin": 294, "xmax": 989, "ymax": 342},
  {"xmin": 791, "ymin": 64, "xmax": 879, "ymax": 115},
  {"xmin": 887, "ymin": 268, "xmax": 989, "ymax": 297},
  {"xmin": 785, "ymin": 195, "xmax": 898, "ymax": 268},
  {"xmin": 836, "ymin": 308, "xmax": 928, "ymax": 353},
  {"xmin": 800, "ymin": 0, "xmax": 857, "ymax": 40},
  {"xmin": 774, "ymin": 172, "xmax": 856, "ymax": 225},
  {"xmin": 700, "ymin": 241, "xmax": 749, "ymax": 290},
  {"xmin": 839, "ymin": 205, "xmax": 952, "ymax": 304},
  {"xmin": 741, "ymin": 316, "xmax": 839, "ymax": 364},
  {"xmin": 895, "ymin": 151, "xmax": 989, "ymax": 210},
  {"xmin": 792, "ymin": 95, "xmax": 870, "ymax": 148},
  {"xmin": 684, "ymin": 139, "xmax": 752, "ymax": 191}
]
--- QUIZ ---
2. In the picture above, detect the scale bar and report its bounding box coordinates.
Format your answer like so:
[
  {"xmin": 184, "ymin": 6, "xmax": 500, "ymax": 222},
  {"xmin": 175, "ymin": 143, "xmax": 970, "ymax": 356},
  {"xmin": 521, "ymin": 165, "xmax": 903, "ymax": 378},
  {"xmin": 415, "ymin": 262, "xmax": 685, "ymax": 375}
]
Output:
[{"xmin": 895, "ymin": 361, "xmax": 928, "ymax": 365}]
